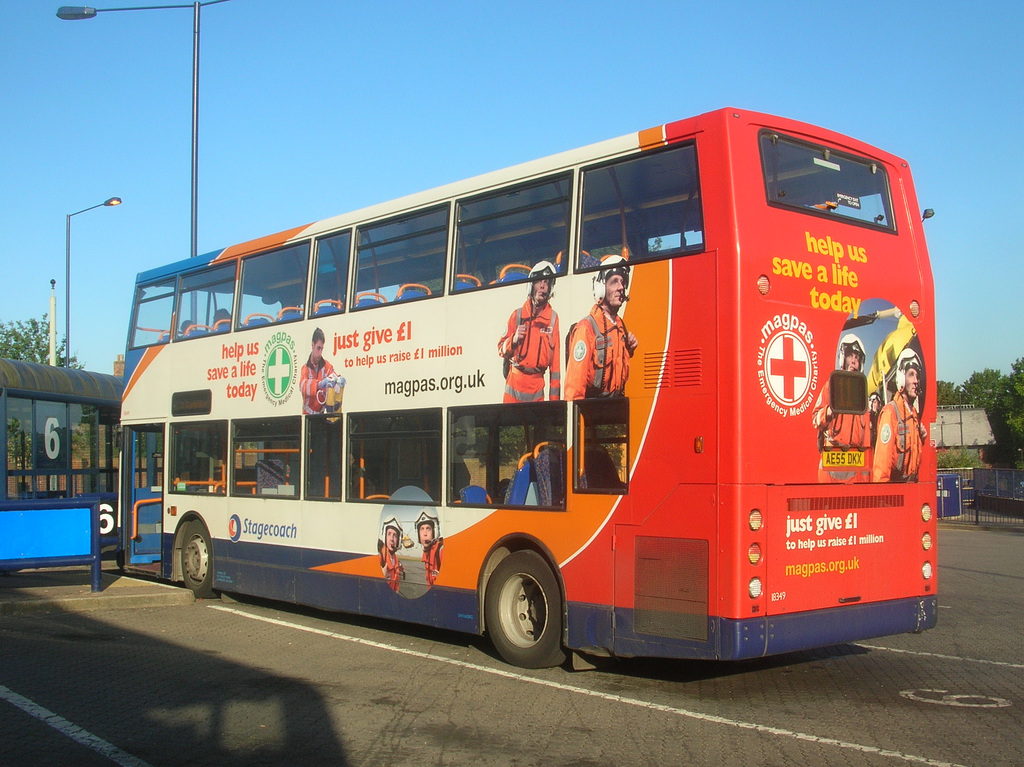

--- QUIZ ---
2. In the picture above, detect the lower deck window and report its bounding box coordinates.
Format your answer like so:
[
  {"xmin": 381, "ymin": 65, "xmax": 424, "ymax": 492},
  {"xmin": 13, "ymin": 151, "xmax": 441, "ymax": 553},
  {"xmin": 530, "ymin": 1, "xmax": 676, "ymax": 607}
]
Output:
[
  {"xmin": 231, "ymin": 417, "xmax": 300, "ymax": 497},
  {"xmin": 574, "ymin": 399, "xmax": 628, "ymax": 493},
  {"xmin": 449, "ymin": 402, "xmax": 566, "ymax": 508},
  {"xmin": 348, "ymin": 409, "xmax": 442, "ymax": 502},
  {"xmin": 305, "ymin": 416, "xmax": 343, "ymax": 500},
  {"xmin": 171, "ymin": 421, "xmax": 227, "ymax": 495}
]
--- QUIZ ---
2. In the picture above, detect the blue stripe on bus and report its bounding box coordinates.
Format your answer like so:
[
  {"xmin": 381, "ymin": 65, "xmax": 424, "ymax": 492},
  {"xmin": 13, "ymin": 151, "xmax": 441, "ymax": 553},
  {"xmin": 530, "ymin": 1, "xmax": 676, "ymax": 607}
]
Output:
[{"xmin": 567, "ymin": 597, "xmax": 937, "ymax": 661}]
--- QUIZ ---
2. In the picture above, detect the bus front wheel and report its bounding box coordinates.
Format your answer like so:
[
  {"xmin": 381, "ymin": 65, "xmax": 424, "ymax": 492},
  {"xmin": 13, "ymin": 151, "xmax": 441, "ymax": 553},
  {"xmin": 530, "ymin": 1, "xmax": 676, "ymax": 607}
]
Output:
[
  {"xmin": 181, "ymin": 521, "xmax": 216, "ymax": 599},
  {"xmin": 484, "ymin": 550, "xmax": 566, "ymax": 669}
]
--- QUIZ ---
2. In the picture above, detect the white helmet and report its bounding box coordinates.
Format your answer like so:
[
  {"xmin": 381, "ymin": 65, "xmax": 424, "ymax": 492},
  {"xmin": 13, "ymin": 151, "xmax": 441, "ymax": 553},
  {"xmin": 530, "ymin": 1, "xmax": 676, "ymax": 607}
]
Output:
[
  {"xmin": 592, "ymin": 255, "xmax": 630, "ymax": 302},
  {"xmin": 837, "ymin": 333, "xmax": 866, "ymax": 370},
  {"xmin": 895, "ymin": 348, "xmax": 922, "ymax": 391}
]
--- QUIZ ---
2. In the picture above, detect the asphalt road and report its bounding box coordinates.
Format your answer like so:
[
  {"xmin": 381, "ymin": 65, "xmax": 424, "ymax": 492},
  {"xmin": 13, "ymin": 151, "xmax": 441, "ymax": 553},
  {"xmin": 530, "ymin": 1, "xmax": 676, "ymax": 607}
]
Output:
[{"xmin": 1, "ymin": 526, "xmax": 1021, "ymax": 767}]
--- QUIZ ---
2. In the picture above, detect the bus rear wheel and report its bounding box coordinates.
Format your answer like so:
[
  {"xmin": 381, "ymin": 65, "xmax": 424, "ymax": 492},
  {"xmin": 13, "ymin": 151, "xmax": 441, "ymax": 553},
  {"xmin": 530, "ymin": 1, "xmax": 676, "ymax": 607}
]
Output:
[
  {"xmin": 484, "ymin": 550, "xmax": 566, "ymax": 669},
  {"xmin": 181, "ymin": 521, "xmax": 216, "ymax": 599}
]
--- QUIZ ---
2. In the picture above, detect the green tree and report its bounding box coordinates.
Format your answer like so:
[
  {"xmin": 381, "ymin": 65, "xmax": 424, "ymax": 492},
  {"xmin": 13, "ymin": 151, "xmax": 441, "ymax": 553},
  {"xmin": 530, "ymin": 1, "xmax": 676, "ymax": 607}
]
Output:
[
  {"xmin": 0, "ymin": 315, "xmax": 80, "ymax": 368},
  {"xmin": 935, "ymin": 380, "xmax": 959, "ymax": 406},
  {"xmin": 1004, "ymin": 357, "xmax": 1024, "ymax": 468},
  {"xmin": 936, "ymin": 447, "xmax": 982, "ymax": 469}
]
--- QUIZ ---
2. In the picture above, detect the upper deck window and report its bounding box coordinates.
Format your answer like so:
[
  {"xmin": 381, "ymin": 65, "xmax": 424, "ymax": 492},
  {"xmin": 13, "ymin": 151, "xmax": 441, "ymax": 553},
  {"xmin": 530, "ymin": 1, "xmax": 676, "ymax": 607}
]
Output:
[
  {"xmin": 454, "ymin": 174, "xmax": 571, "ymax": 291},
  {"xmin": 760, "ymin": 132, "xmax": 895, "ymax": 231},
  {"xmin": 579, "ymin": 143, "xmax": 704, "ymax": 269},
  {"xmin": 130, "ymin": 277, "xmax": 176, "ymax": 349},
  {"xmin": 353, "ymin": 206, "xmax": 449, "ymax": 309},
  {"xmin": 236, "ymin": 242, "xmax": 310, "ymax": 330},
  {"xmin": 175, "ymin": 263, "xmax": 236, "ymax": 340},
  {"xmin": 310, "ymin": 230, "xmax": 351, "ymax": 318}
]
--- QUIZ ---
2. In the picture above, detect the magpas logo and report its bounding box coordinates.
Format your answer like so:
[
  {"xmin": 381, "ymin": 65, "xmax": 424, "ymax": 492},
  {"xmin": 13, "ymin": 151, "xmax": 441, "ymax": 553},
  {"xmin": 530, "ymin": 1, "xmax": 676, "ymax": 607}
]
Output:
[
  {"xmin": 261, "ymin": 331, "xmax": 297, "ymax": 406},
  {"xmin": 756, "ymin": 313, "xmax": 818, "ymax": 417},
  {"xmin": 228, "ymin": 514, "xmax": 242, "ymax": 542}
]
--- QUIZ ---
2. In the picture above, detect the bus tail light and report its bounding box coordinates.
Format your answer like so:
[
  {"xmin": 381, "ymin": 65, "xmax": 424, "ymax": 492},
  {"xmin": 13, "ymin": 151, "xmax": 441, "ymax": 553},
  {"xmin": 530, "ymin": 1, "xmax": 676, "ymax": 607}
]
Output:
[
  {"xmin": 921, "ymin": 503, "xmax": 932, "ymax": 522},
  {"xmin": 747, "ymin": 543, "xmax": 762, "ymax": 565},
  {"xmin": 748, "ymin": 509, "xmax": 762, "ymax": 531},
  {"xmin": 922, "ymin": 532, "xmax": 932, "ymax": 551},
  {"xmin": 756, "ymin": 275, "xmax": 771, "ymax": 295},
  {"xmin": 910, "ymin": 300, "xmax": 920, "ymax": 318},
  {"xmin": 748, "ymin": 577, "xmax": 763, "ymax": 599},
  {"xmin": 922, "ymin": 561, "xmax": 933, "ymax": 580}
]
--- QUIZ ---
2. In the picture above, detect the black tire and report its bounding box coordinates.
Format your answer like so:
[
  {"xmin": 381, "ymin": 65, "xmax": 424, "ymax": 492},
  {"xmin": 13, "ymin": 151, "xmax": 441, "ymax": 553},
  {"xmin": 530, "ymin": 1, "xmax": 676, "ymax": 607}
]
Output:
[
  {"xmin": 484, "ymin": 550, "xmax": 566, "ymax": 669},
  {"xmin": 180, "ymin": 521, "xmax": 216, "ymax": 599}
]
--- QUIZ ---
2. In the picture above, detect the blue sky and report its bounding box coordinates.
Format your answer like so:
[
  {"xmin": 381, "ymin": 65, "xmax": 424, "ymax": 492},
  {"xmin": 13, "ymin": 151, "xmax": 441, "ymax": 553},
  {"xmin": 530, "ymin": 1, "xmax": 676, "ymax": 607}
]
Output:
[{"xmin": 1, "ymin": 1, "xmax": 1021, "ymax": 385}]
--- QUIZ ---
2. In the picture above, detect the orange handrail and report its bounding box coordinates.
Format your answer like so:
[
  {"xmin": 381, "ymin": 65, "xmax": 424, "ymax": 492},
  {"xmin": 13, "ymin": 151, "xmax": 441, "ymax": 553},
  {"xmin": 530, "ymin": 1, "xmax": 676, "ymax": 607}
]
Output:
[{"xmin": 131, "ymin": 497, "xmax": 163, "ymax": 542}]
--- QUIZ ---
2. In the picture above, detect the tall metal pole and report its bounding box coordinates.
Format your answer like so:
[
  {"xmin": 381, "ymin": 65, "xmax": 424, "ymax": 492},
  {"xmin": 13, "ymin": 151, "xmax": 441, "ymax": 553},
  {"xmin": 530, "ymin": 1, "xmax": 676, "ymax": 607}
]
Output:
[
  {"xmin": 64, "ymin": 198, "xmax": 121, "ymax": 367},
  {"xmin": 191, "ymin": 0, "xmax": 200, "ymax": 258},
  {"xmin": 65, "ymin": 212, "xmax": 72, "ymax": 367}
]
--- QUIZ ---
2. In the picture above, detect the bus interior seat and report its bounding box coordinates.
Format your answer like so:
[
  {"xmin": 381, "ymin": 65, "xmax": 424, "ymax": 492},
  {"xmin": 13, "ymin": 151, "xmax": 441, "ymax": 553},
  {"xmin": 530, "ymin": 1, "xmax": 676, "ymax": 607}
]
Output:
[
  {"xmin": 313, "ymin": 299, "xmax": 343, "ymax": 316},
  {"xmin": 212, "ymin": 318, "xmax": 231, "ymax": 333},
  {"xmin": 579, "ymin": 445, "xmax": 625, "ymax": 490},
  {"xmin": 504, "ymin": 452, "xmax": 538, "ymax": 505},
  {"xmin": 355, "ymin": 292, "xmax": 387, "ymax": 308},
  {"xmin": 533, "ymin": 442, "xmax": 565, "ymax": 507},
  {"xmin": 497, "ymin": 263, "xmax": 530, "ymax": 284},
  {"xmin": 458, "ymin": 485, "xmax": 491, "ymax": 504},
  {"xmin": 243, "ymin": 313, "xmax": 274, "ymax": 328},
  {"xmin": 256, "ymin": 458, "xmax": 286, "ymax": 493},
  {"xmin": 396, "ymin": 283, "xmax": 431, "ymax": 301},
  {"xmin": 454, "ymin": 274, "xmax": 481, "ymax": 291},
  {"xmin": 277, "ymin": 306, "xmax": 303, "ymax": 321},
  {"xmin": 578, "ymin": 250, "xmax": 600, "ymax": 269}
]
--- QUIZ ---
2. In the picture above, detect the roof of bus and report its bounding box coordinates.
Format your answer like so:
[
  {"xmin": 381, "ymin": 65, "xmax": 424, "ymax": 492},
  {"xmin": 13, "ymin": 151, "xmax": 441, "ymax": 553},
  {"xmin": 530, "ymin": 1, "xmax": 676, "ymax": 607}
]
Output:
[
  {"xmin": 134, "ymin": 106, "xmax": 901, "ymax": 284},
  {"xmin": 0, "ymin": 358, "xmax": 122, "ymax": 403}
]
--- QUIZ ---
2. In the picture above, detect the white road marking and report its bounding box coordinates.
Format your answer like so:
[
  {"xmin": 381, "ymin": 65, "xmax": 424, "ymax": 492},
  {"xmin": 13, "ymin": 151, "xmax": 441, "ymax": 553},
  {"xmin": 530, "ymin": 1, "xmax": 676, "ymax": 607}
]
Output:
[
  {"xmin": 211, "ymin": 604, "xmax": 969, "ymax": 767},
  {"xmin": 0, "ymin": 684, "xmax": 153, "ymax": 767},
  {"xmin": 857, "ymin": 643, "xmax": 1024, "ymax": 670}
]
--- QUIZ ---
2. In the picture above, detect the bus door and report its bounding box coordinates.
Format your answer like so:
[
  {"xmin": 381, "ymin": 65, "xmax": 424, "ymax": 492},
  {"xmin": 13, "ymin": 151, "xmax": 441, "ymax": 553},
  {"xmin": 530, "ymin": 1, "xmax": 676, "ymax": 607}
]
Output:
[{"xmin": 123, "ymin": 424, "xmax": 164, "ymax": 567}]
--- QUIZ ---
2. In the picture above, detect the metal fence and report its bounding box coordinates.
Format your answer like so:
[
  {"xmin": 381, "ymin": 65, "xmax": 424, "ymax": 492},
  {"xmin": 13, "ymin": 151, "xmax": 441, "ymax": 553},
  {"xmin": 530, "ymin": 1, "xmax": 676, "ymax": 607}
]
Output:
[{"xmin": 938, "ymin": 468, "xmax": 1024, "ymax": 527}]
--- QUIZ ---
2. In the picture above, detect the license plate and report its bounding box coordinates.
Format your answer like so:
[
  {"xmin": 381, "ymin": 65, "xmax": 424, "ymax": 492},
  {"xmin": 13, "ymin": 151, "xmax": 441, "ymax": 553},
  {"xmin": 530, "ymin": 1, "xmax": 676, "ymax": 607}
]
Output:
[{"xmin": 822, "ymin": 450, "xmax": 865, "ymax": 467}]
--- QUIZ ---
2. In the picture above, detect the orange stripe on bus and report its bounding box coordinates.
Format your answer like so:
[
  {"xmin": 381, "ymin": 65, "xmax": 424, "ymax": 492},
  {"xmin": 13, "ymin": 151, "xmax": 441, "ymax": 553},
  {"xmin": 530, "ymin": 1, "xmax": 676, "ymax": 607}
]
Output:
[
  {"xmin": 638, "ymin": 126, "xmax": 665, "ymax": 151},
  {"xmin": 122, "ymin": 346, "xmax": 164, "ymax": 403},
  {"xmin": 214, "ymin": 224, "xmax": 312, "ymax": 262}
]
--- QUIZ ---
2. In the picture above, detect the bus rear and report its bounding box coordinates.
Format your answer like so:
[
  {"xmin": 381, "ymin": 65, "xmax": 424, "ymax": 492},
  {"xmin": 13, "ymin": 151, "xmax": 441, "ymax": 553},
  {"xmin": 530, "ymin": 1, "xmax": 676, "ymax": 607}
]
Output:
[{"xmin": 721, "ymin": 110, "xmax": 936, "ymax": 656}]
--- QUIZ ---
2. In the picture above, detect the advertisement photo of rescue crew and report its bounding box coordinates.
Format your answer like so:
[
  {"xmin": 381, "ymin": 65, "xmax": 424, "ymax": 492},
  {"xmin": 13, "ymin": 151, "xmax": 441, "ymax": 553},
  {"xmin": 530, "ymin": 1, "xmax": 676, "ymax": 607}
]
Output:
[
  {"xmin": 812, "ymin": 299, "xmax": 927, "ymax": 483},
  {"xmin": 565, "ymin": 255, "xmax": 639, "ymax": 400},
  {"xmin": 497, "ymin": 260, "xmax": 561, "ymax": 402},
  {"xmin": 375, "ymin": 486, "xmax": 443, "ymax": 599},
  {"xmin": 300, "ymin": 327, "xmax": 345, "ymax": 415}
]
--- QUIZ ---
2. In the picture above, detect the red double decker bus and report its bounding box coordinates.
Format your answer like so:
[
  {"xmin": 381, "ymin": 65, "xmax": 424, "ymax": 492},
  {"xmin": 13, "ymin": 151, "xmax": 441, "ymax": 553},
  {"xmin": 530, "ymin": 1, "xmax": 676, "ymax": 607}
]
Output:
[{"xmin": 119, "ymin": 107, "xmax": 936, "ymax": 668}]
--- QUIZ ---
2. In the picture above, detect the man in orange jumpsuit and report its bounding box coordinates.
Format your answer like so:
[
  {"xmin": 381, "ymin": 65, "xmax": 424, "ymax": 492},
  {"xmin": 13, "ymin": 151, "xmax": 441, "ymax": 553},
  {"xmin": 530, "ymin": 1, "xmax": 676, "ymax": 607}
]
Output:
[
  {"xmin": 565, "ymin": 256, "xmax": 638, "ymax": 400},
  {"xmin": 812, "ymin": 333, "xmax": 872, "ymax": 482},
  {"xmin": 378, "ymin": 518, "xmax": 404, "ymax": 592},
  {"xmin": 873, "ymin": 349, "xmax": 927, "ymax": 482},
  {"xmin": 497, "ymin": 261, "xmax": 561, "ymax": 402},
  {"xmin": 300, "ymin": 327, "xmax": 336, "ymax": 414},
  {"xmin": 416, "ymin": 512, "xmax": 443, "ymax": 588}
]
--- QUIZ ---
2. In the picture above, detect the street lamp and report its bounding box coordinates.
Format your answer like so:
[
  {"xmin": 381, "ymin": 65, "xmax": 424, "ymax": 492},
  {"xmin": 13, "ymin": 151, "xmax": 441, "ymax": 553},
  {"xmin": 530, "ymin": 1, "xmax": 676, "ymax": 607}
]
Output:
[
  {"xmin": 57, "ymin": 1, "xmax": 231, "ymax": 259},
  {"xmin": 66, "ymin": 197, "xmax": 121, "ymax": 367}
]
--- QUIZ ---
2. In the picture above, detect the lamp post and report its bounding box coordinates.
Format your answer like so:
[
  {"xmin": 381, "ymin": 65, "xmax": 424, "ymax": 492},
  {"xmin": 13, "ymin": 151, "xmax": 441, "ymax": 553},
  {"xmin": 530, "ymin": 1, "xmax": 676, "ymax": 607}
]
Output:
[
  {"xmin": 66, "ymin": 197, "xmax": 121, "ymax": 367},
  {"xmin": 57, "ymin": 1, "xmax": 231, "ymax": 259}
]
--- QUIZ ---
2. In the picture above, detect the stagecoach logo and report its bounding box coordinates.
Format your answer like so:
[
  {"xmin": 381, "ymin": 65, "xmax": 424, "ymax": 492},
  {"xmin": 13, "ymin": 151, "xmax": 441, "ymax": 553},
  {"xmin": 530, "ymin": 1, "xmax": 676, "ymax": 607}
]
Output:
[
  {"xmin": 260, "ymin": 331, "xmax": 297, "ymax": 406},
  {"xmin": 228, "ymin": 514, "xmax": 242, "ymax": 542},
  {"xmin": 756, "ymin": 313, "xmax": 818, "ymax": 417}
]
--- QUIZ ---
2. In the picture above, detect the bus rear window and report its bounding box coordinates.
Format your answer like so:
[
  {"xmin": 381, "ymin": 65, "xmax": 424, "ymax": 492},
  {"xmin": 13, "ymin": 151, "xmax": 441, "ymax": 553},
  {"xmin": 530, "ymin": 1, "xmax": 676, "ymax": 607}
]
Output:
[{"xmin": 759, "ymin": 132, "xmax": 895, "ymax": 231}]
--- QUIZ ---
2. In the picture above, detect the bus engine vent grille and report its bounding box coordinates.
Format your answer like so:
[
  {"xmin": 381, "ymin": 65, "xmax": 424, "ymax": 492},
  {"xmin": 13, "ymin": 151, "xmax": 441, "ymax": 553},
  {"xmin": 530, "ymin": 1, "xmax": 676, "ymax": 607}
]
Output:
[
  {"xmin": 643, "ymin": 349, "xmax": 702, "ymax": 389},
  {"xmin": 634, "ymin": 536, "xmax": 708, "ymax": 641},
  {"xmin": 787, "ymin": 494, "xmax": 904, "ymax": 512}
]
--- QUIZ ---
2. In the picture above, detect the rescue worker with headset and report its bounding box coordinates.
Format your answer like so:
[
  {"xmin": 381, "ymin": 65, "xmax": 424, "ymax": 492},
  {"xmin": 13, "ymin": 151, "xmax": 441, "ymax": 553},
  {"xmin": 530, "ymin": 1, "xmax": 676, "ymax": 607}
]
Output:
[
  {"xmin": 564, "ymin": 255, "xmax": 639, "ymax": 400},
  {"xmin": 872, "ymin": 348, "xmax": 928, "ymax": 482},
  {"xmin": 811, "ymin": 333, "xmax": 873, "ymax": 482},
  {"xmin": 497, "ymin": 260, "xmax": 561, "ymax": 402}
]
